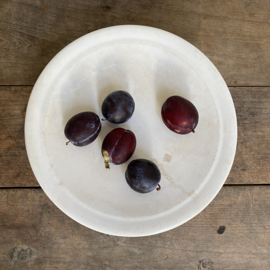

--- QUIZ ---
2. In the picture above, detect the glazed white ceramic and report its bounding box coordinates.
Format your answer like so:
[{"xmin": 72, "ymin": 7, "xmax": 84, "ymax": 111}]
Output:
[{"xmin": 25, "ymin": 25, "xmax": 237, "ymax": 237}]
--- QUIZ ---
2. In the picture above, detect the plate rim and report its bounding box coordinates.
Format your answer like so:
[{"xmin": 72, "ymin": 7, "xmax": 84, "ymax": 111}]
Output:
[{"xmin": 25, "ymin": 25, "xmax": 237, "ymax": 237}]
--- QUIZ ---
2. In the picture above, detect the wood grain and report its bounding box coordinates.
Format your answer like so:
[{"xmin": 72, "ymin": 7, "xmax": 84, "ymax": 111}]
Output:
[
  {"xmin": 1, "ymin": 0, "xmax": 270, "ymax": 86},
  {"xmin": 228, "ymin": 87, "xmax": 270, "ymax": 184},
  {"xmin": 0, "ymin": 186, "xmax": 269, "ymax": 269},
  {"xmin": 0, "ymin": 86, "xmax": 37, "ymax": 187},
  {"xmin": 1, "ymin": 86, "xmax": 270, "ymax": 187}
]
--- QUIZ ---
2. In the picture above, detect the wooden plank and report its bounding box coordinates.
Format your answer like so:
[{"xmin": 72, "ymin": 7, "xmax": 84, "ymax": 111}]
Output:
[
  {"xmin": 228, "ymin": 87, "xmax": 270, "ymax": 184},
  {"xmin": 0, "ymin": 186, "xmax": 270, "ymax": 269},
  {"xmin": 0, "ymin": 0, "xmax": 270, "ymax": 86},
  {"xmin": 0, "ymin": 86, "xmax": 37, "ymax": 187},
  {"xmin": 1, "ymin": 86, "xmax": 270, "ymax": 187}
]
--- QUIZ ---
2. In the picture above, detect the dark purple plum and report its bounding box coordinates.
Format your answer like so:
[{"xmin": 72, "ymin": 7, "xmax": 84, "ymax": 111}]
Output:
[
  {"xmin": 102, "ymin": 90, "xmax": 135, "ymax": 123},
  {"xmin": 64, "ymin": 112, "xmax": 101, "ymax": 146},
  {"xmin": 102, "ymin": 128, "xmax": 136, "ymax": 169},
  {"xmin": 161, "ymin": 96, "xmax": 199, "ymax": 134},
  {"xmin": 125, "ymin": 159, "xmax": 161, "ymax": 194}
]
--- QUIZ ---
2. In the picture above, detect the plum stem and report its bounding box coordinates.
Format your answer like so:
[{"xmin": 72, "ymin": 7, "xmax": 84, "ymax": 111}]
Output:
[
  {"xmin": 191, "ymin": 129, "xmax": 195, "ymax": 133},
  {"xmin": 102, "ymin": 149, "xmax": 110, "ymax": 169},
  {"xmin": 66, "ymin": 141, "xmax": 70, "ymax": 145},
  {"xmin": 156, "ymin": 184, "xmax": 161, "ymax": 191},
  {"xmin": 101, "ymin": 118, "xmax": 107, "ymax": 121}
]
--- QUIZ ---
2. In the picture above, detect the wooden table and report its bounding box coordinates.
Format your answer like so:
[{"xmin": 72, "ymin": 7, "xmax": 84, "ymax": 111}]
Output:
[{"xmin": 1, "ymin": 1, "xmax": 270, "ymax": 269}]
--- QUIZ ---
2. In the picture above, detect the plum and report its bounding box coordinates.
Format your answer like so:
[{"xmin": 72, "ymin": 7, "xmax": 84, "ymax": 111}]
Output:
[
  {"xmin": 161, "ymin": 96, "xmax": 199, "ymax": 134},
  {"xmin": 125, "ymin": 159, "xmax": 161, "ymax": 193},
  {"xmin": 102, "ymin": 128, "xmax": 136, "ymax": 168},
  {"xmin": 64, "ymin": 112, "xmax": 101, "ymax": 146},
  {"xmin": 102, "ymin": 90, "xmax": 135, "ymax": 124}
]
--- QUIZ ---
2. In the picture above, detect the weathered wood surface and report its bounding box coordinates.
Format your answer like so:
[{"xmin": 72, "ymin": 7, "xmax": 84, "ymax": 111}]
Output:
[
  {"xmin": 0, "ymin": 186, "xmax": 269, "ymax": 269},
  {"xmin": 1, "ymin": 0, "xmax": 270, "ymax": 86},
  {"xmin": 1, "ymin": 1, "xmax": 270, "ymax": 269},
  {"xmin": 1, "ymin": 86, "xmax": 270, "ymax": 187},
  {"xmin": 229, "ymin": 87, "xmax": 270, "ymax": 184},
  {"xmin": 0, "ymin": 86, "xmax": 37, "ymax": 187}
]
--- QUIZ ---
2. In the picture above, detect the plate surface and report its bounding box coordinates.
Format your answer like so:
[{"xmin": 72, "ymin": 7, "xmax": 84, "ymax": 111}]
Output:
[{"xmin": 25, "ymin": 25, "xmax": 237, "ymax": 237}]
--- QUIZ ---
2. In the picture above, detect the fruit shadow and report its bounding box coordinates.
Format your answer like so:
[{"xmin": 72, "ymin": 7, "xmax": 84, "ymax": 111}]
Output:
[{"xmin": 154, "ymin": 57, "xmax": 192, "ymax": 117}]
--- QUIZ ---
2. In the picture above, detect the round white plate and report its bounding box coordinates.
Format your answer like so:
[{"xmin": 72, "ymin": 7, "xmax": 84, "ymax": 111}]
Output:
[{"xmin": 25, "ymin": 25, "xmax": 237, "ymax": 237}]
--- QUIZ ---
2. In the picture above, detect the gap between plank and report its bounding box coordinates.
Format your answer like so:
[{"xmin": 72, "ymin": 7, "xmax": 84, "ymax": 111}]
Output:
[
  {"xmin": 225, "ymin": 183, "xmax": 270, "ymax": 186},
  {"xmin": 0, "ymin": 187, "xmax": 41, "ymax": 189},
  {"xmin": 0, "ymin": 85, "xmax": 34, "ymax": 87},
  {"xmin": 227, "ymin": 86, "xmax": 270, "ymax": 88}
]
